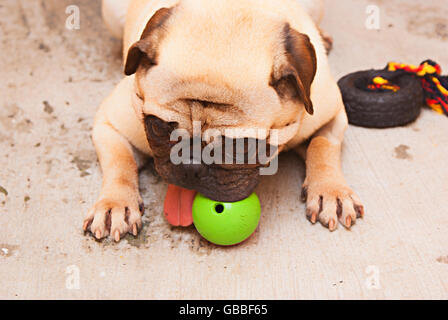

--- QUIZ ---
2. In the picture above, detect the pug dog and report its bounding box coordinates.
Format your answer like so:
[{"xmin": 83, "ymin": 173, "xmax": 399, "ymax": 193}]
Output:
[{"xmin": 83, "ymin": 0, "xmax": 364, "ymax": 242}]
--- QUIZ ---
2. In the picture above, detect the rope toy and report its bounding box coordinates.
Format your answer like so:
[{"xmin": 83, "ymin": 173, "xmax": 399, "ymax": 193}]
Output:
[{"xmin": 368, "ymin": 60, "xmax": 448, "ymax": 116}]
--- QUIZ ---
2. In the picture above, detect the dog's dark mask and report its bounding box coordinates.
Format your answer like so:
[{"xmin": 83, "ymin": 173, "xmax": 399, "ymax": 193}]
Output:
[{"xmin": 144, "ymin": 116, "xmax": 278, "ymax": 202}]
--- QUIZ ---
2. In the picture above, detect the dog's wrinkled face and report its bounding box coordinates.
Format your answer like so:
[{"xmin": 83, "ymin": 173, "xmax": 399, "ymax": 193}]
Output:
[{"xmin": 124, "ymin": 3, "xmax": 316, "ymax": 201}]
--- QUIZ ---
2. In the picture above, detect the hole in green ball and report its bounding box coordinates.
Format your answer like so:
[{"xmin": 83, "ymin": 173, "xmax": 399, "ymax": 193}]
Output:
[{"xmin": 214, "ymin": 203, "xmax": 224, "ymax": 214}]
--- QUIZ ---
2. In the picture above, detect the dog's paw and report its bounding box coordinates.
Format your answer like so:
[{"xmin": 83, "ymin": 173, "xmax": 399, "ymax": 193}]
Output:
[
  {"xmin": 83, "ymin": 194, "xmax": 144, "ymax": 242},
  {"xmin": 301, "ymin": 182, "xmax": 364, "ymax": 231}
]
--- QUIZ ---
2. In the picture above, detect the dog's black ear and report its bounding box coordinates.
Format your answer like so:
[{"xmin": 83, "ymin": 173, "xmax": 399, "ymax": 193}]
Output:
[
  {"xmin": 124, "ymin": 7, "xmax": 173, "ymax": 76},
  {"xmin": 270, "ymin": 24, "xmax": 317, "ymax": 115}
]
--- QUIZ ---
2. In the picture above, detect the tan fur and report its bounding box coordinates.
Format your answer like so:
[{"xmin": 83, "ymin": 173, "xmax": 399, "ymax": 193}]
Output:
[
  {"xmin": 85, "ymin": 0, "xmax": 364, "ymax": 241},
  {"xmin": 124, "ymin": 0, "xmax": 335, "ymax": 144}
]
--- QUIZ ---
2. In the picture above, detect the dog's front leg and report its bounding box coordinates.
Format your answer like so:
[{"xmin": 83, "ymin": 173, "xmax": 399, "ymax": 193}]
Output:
[
  {"xmin": 83, "ymin": 109, "xmax": 143, "ymax": 242},
  {"xmin": 299, "ymin": 110, "xmax": 365, "ymax": 231}
]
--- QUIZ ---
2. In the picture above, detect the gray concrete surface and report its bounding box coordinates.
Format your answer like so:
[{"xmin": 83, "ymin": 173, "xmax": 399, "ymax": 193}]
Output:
[{"xmin": 1, "ymin": 0, "xmax": 448, "ymax": 299}]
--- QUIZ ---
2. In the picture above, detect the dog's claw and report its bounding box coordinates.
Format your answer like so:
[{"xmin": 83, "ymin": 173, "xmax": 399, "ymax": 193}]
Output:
[
  {"xmin": 83, "ymin": 220, "xmax": 90, "ymax": 231},
  {"xmin": 345, "ymin": 216, "xmax": 352, "ymax": 228},
  {"xmin": 114, "ymin": 230, "xmax": 121, "ymax": 242},
  {"xmin": 95, "ymin": 230, "xmax": 102, "ymax": 240},
  {"xmin": 328, "ymin": 219, "xmax": 335, "ymax": 231},
  {"xmin": 132, "ymin": 224, "xmax": 138, "ymax": 236},
  {"xmin": 355, "ymin": 205, "xmax": 365, "ymax": 218}
]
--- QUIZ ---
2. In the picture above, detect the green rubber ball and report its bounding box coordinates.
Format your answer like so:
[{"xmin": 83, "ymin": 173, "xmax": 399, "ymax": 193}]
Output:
[{"xmin": 192, "ymin": 193, "xmax": 261, "ymax": 246}]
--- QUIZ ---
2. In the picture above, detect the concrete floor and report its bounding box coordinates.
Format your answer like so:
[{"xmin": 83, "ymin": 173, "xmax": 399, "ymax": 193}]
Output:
[{"xmin": 1, "ymin": 0, "xmax": 448, "ymax": 299}]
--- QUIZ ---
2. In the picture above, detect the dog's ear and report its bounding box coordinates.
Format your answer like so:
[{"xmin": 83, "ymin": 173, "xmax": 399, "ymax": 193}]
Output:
[
  {"xmin": 124, "ymin": 7, "xmax": 173, "ymax": 76},
  {"xmin": 270, "ymin": 24, "xmax": 317, "ymax": 115}
]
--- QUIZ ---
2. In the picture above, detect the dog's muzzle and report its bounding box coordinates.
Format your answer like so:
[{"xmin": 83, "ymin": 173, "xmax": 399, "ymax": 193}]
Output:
[{"xmin": 144, "ymin": 115, "xmax": 275, "ymax": 202}]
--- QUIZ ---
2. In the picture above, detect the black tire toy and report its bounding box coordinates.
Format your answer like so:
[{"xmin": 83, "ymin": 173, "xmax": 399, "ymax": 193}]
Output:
[{"xmin": 338, "ymin": 69, "xmax": 424, "ymax": 128}]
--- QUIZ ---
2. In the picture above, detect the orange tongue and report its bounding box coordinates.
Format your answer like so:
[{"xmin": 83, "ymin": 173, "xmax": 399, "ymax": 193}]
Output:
[{"xmin": 163, "ymin": 184, "xmax": 196, "ymax": 227}]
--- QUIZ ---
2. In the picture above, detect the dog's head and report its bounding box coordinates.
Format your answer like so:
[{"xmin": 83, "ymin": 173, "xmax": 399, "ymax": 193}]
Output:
[{"xmin": 124, "ymin": 1, "xmax": 316, "ymax": 202}]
